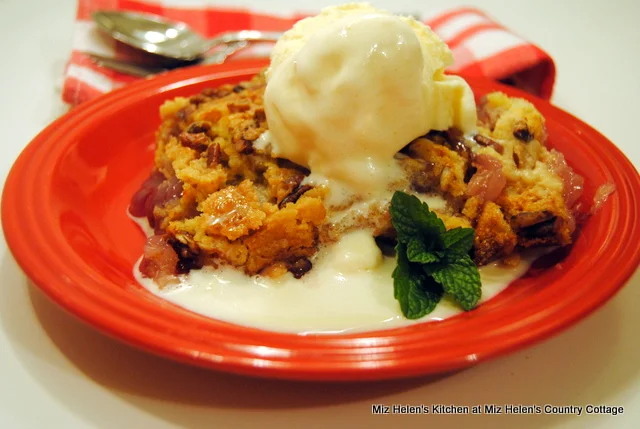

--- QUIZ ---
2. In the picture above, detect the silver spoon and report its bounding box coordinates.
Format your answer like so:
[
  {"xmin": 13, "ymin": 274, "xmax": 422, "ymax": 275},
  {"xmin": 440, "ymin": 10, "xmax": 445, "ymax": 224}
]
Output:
[{"xmin": 93, "ymin": 10, "xmax": 281, "ymax": 62}]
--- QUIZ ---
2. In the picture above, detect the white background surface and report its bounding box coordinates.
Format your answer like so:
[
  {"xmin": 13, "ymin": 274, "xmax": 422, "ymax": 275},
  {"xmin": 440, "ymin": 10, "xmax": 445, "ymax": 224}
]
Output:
[{"xmin": 1, "ymin": 0, "xmax": 639, "ymax": 428}]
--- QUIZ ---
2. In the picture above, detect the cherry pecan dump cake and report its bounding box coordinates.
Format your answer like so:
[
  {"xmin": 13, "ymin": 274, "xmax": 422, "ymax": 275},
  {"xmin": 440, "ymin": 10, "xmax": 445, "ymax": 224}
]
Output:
[
  {"xmin": 129, "ymin": 4, "xmax": 612, "ymax": 324},
  {"xmin": 130, "ymin": 74, "xmax": 584, "ymax": 286}
]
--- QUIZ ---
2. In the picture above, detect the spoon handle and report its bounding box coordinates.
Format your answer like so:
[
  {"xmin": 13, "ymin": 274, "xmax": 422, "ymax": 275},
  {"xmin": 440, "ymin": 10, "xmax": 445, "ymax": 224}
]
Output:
[
  {"xmin": 87, "ymin": 41, "xmax": 251, "ymax": 78},
  {"xmin": 88, "ymin": 55, "xmax": 168, "ymax": 77},
  {"xmin": 202, "ymin": 30, "xmax": 282, "ymax": 53},
  {"xmin": 204, "ymin": 41, "xmax": 250, "ymax": 65}
]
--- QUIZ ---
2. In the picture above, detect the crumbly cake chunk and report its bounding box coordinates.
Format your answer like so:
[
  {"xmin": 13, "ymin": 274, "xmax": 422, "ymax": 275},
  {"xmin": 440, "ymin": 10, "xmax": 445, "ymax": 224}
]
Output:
[{"xmin": 131, "ymin": 73, "xmax": 584, "ymax": 284}]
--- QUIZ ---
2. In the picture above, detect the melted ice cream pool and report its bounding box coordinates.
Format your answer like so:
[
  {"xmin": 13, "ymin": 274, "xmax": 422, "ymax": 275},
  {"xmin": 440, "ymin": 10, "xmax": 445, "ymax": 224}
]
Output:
[{"xmin": 132, "ymin": 215, "xmax": 537, "ymax": 334}]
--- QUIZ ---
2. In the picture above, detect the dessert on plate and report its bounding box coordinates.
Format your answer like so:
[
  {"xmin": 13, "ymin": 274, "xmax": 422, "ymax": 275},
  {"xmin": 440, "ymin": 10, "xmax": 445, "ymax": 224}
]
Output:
[{"xmin": 129, "ymin": 3, "xmax": 602, "ymax": 332}]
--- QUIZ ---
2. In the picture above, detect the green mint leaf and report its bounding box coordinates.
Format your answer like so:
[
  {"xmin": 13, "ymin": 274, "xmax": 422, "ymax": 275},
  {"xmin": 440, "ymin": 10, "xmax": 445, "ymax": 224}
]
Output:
[
  {"xmin": 424, "ymin": 254, "xmax": 481, "ymax": 311},
  {"xmin": 406, "ymin": 238, "xmax": 440, "ymax": 264},
  {"xmin": 390, "ymin": 191, "xmax": 446, "ymax": 244},
  {"xmin": 441, "ymin": 227, "xmax": 475, "ymax": 254},
  {"xmin": 390, "ymin": 191, "xmax": 482, "ymax": 318},
  {"xmin": 393, "ymin": 242, "xmax": 443, "ymax": 319}
]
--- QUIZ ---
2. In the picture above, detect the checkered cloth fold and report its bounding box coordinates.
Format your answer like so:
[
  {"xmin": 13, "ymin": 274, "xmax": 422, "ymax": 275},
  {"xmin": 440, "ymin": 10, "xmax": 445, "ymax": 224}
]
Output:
[{"xmin": 63, "ymin": 0, "xmax": 556, "ymax": 105}]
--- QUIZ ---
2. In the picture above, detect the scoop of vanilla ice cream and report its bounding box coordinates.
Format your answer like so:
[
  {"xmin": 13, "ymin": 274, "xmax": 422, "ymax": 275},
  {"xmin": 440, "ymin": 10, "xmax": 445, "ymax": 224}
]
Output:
[{"xmin": 264, "ymin": 3, "xmax": 477, "ymax": 205}]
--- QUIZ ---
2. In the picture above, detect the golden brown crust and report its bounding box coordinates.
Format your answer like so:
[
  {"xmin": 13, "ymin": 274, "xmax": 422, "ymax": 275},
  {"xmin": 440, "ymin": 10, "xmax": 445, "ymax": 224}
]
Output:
[
  {"xmin": 404, "ymin": 137, "xmax": 468, "ymax": 201},
  {"xmin": 473, "ymin": 202, "xmax": 518, "ymax": 265},
  {"xmin": 148, "ymin": 75, "xmax": 327, "ymax": 276},
  {"xmin": 142, "ymin": 74, "xmax": 578, "ymax": 277}
]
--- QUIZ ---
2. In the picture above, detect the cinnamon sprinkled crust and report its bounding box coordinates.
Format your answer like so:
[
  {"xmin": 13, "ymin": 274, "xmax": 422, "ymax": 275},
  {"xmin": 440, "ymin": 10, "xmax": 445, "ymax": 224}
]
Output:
[{"xmin": 133, "ymin": 72, "xmax": 582, "ymax": 282}]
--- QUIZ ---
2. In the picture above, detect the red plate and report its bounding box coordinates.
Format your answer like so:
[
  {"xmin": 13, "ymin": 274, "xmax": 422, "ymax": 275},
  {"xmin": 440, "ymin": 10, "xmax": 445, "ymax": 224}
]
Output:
[{"xmin": 3, "ymin": 59, "xmax": 640, "ymax": 381}]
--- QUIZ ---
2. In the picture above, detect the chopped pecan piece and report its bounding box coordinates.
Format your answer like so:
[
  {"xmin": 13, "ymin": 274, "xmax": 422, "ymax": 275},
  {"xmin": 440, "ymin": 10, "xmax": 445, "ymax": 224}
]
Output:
[
  {"xmin": 474, "ymin": 134, "xmax": 504, "ymax": 154},
  {"xmin": 511, "ymin": 211, "xmax": 559, "ymax": 239},
  {"xmin": 518, "ymin": 217, "xmax": 558, "ymax": 238},
  {"xmin": 464, "ymin": 165, "xmax": 478, "ymax": 184},
  {"xmin": 284, "ymin": 171, "xmax": 304, "ymax": 188},
  {"xmin": 286, "ymin": 257, "xmax": 313, "ymax": 279},
  {"xmin": 179, "ymin": 132, "xmax": 209, "ymax": 150},
  {"xmin": 189, "ymin": 94, "xmax": 208, "ymax": 106},
  {"xmin": 425, "ymin": 129, "xmax": 471, "ymax": 159},
  {"xmin": 234, "ymin": 139, "xmax": 254, "ymax": 154},
  {"xmin": 511, "ymin": 211, "xmax": 555, "ymax": 229},
  {"xmin": 425, "ymin": 130, "xmax": 448, "ymax": 144},
  {"xmin": 168, "ymin": 237, "xmax": 203, "ymax": 274},
  {"xmin": 279, "ymin": 184, "xmax": 313, "ymax": 208},
  {"xmin": 513, "ymin": 126, "xmax": 533, "ymax": 142},
  {"xmin": 169, "ymin": 122, "xmax": 182, "ymax": 137},
  {"xmin": 186, "ymin": 121, "xmax": 211, "ymax": 134},
  {"xmin": 276, "ymin": 158, "xmax": 311, "ymax": 176},
  {"xmin": 254, "ymin": 108, "xmax": 266, "ymax": 122},
  {"xmin": 228, "ymin": 100, "xmax": 251, "ymax": 113},
  {"xmin": 176, "ymin": 105, "xmax": 196, "ymax": 122},
  {"xmin": 513, "ymin": 152, "xmax": 521, "ymax": 167},
  {"xmin": 448, "ymin": 137, "xmax": 469, "ymax": 157},
  {"xmin": 202, "ymin": 87, "xmax": 231, "ymax": 98},
  {"xmin": 446, "ymin": 128, "xmax": 467, "ymax": 152},
  {"xmin": 206, "ymin": 143, "xmax": 223, "ymax": 167}
]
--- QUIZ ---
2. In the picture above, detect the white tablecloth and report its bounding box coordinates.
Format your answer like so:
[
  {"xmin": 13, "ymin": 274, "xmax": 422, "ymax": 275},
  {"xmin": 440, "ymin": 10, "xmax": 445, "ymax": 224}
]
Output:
[{"xmin": 0, "ymin": 0, "xmax": 638, "ymax": 428}]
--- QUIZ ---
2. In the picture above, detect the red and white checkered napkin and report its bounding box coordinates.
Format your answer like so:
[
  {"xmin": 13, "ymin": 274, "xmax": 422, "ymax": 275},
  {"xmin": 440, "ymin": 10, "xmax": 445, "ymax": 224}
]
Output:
[{"xmin": 63, "ymin": 0, "xmax": 556, "ymax": 106}]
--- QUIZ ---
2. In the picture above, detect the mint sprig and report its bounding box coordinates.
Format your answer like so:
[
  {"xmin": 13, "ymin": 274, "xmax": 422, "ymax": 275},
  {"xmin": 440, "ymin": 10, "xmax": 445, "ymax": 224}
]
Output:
[
  {"xmin": 392, "ymin": 242, "xmax": 443, "ymax": 319},
  {"xmin": 406, "ymin": 238, "xmax": 442, "ymax": 264},
  {"xmin": 423, "ymin": 254, "xmax": 481, "ymax": 311},
  {"xmin": 390, "ymin": 191, "xmax": 481, "ymax": 318}
]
